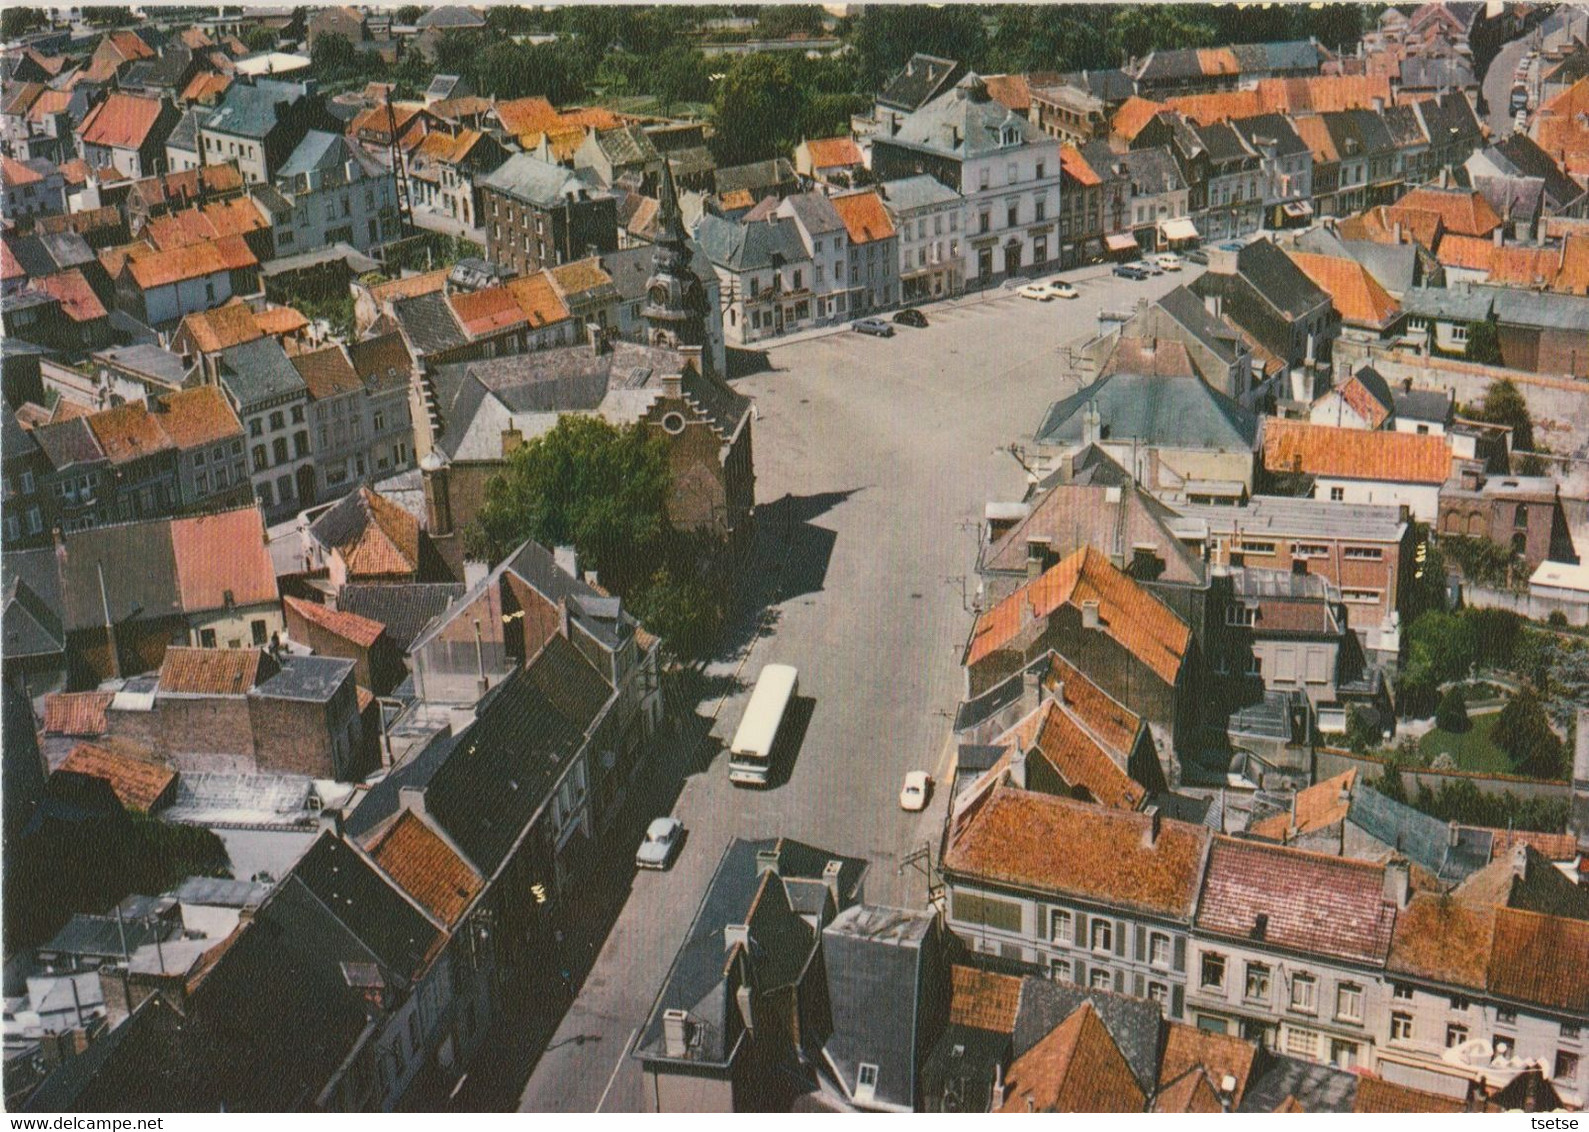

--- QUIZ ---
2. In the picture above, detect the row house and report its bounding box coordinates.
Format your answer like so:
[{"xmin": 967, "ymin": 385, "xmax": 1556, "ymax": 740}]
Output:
[
  {"xmin": 1, "ymin": 156, "xmax": 67, "ymax": 224},
  {"xmin": 765, "ymin": 191, "xmax": 851, "ymax": 326},
  {"xmin": 1191, "ymin": 238, "xmax": 1336, "ymax": 380},
  {"xmin": 1118, "ymin": 147, "xmax": 1191, "ymax": 255},
  {"xmin": 110, "ymin": 236, "xmax": 260, "ymax": 328},
  {"xmin": 250, "ymin": 129, "xmax": 399, "ymax": 256},
  {"xmin": 198, "ymin": 77, "xmax": 340, "ymax": 185},
  {"xmin": 480, "ymin": 154, "xmax": 617, "ymax": 278},
  {"xmin": 1057, "ymin": 142, "xmax": 1131, "ymax": 267},
  {"xmin": 405, "ymin": 127, "xmax": 506, "ymax": 231},
  {"xmin": 1231, "ymin": 114, "xmax": 1315, "ymax": 230},
  {"xmin": 877, "ymin": 174, "xmax": 964, "ymax": 302},
  {"xmin": 212, "ymin": 336, "xmax": 315, "ymax": 521},
  {"xmin": 1261, "ymin": 417, "xmax": 1454, "ymax": 523},
  {"xmin": 289, "ymin": 333, "xmax": 414, "ymax": 501},
  {"xmin": 2, "ymin": 405, "xmax": 52, "ymax": 550},
  {"xmin": 871, "ymin": 73, "xmax": 1061, "ymax": 287},
  {"xmin": 695, "ymin": 211, "xmax": 816, "ymax": 345},
  {"xmin": 831, "ymin": 189, "xmax": 899, "ymax": 315},
  {"xmin": 75, "ymin": 93, "xmax": 179, "ymax": 180}
]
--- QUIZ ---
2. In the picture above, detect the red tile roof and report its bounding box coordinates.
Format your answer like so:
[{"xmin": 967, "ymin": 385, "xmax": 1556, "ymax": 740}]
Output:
[
  {"xmin": 1355, "ymin": 1077, "xmax": 1468, "ymax": 1114},
  {"xmin": 284, "ymin": 595, "xmax": 384, "ymax": 648},
  {"xmin": 1487, "ymin": 906, "xmax": 1589, "ymax": 1013},
  {"xmin": 1262, "ymin": 418, "xmax": 1452, "ymax": 485},
  {"xmin": 169, "ymin": 507, "xmax": 278, "ymax": 611},
  {"xmin": 1059, "ymin": 144, "xmax": 1101, "ymax": 187},
  {"xmin": 33, "ymin": 269, "xmax": 109, "ymax": 324},
  {"xmin": 86, "ymin": 401, "xmax": 173, "ymax": 464},
  {"xmin": 176, "ymin": 301, "xmax": 262, "ymax": 353},
  {"xmin": 146, "ymin": 197, "xmax": 268, "ymax": 250},
  {"xmin": 947, "ymin": 964, "xmax": 1023, "ymax": 1032},
  {"xmin": 124, "ymin": 236, "xmax": 257, "ymax": 289},
  {"xmin": 1386, "ymin": 891, "xmax": 1494, "ymax": 990},
  {"xmin": 368, "ymin": 268, "xmax": 450, "ymax": 304},
  {"xmin": 999, "ymin": 1002, "xmax": 1146, "ymax": 1113},
  {"xmin": 492, "ymin": 96, "xmax": 560, "ymax": 138},
  {"xmin": 1249, "ymin": 769, "xmax": 1355, "ymax": 841},
  {"xmin": 58, "ymin": 740, "xmax": 175, "ymax": 811},
  {"xmin": 181, "ymin": 72, "xmax": 233, "ymax": 105},
  {"xmin": 1164, "ymin": 89, "xmax": 1263, "ymax": 125},
  {"xmin": 1286, "ymin": 251, "xmax": 1400, "ymax": 328},
  {"xmin": 965, "ymin": 547, "xmax": 1190, "ymax": 684},
  {"xmin": 450, "ymin": 285, "xmax": 527, "ymax": 336},
  {"xmin": 945, "ymin": 786, "xmax": 1210, "ymax": 918},
  {"xmin": 290, "ymin": 344, "xmax": 362, "ymax": 400},
  {"xmin": 803, "ymin": 136, "xmax": 863, "ymax": 169},
  {"xmin": 1196, "ymin": 837, "xmax": 1398, "ymax": 965},
  {"xmin": 830, "ymin": 189, "xmax": 894, "ymax": 245},
  {"xmin": 999, "ymin": 698, "xmax": 1146, "ymax": 810},
  {"xmin": 1112, "ymin": 97, "xmax": 1167, "ymax": 142},
  {"xmin": 1153, "ymin": 1069, "xmax": 1224, "ymax": 1113},
  {"xmin": 78, "ymin": 92, "xmax": 166, "ymax": 151},
  {"xmin": 158, "ymin": 647, "xmax": 267, "ymax": 696},
  {"xmin": 1434, "ymin": 232, "xmax": 1498, "ymax": 272},
  {"xmin": 325, "ymin": 487, "xmax": 420, "ymax": 577},
  {"xmin": 1256, "ymin": 74, "xmax": 1392, "ymax": 115},
  {"xmin": 1158, "ymin": 1022, "xmax": 1257, "ymax": 1108},
  {"xmin": 1, "ymin": 155, "xmax": 44, "ymax": 186},
  {"xmin": 1475, "ymin": 827, "xmax": 1580, "ymax": 862},
  {"xmin": 365, "ymin": 809, "xmax": 483, "ymax": 927},
  {"xmin": 1045, "ymin": 654, "xmax": 1143, "ymax": 758},
  {"xmin": 504, "ymin": 272, "xmax": 571, "ymax": 329},
  {"xmin": 1392, "ymin": 186, "xmax": 1502, "ymax": 239},
  {"xmin": 42, "ymin": 691, "xmax": 114, "ymax": 736},
  {"xmin": 157, "ymin": 385, "xmax": 243, "ymax": 448}
]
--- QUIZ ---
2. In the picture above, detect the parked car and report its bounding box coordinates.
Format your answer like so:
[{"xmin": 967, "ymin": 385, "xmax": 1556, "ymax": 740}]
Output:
[
  {"xmin": 1018, "ymin": 282, "xmax": 1064, "ymax": 301},
  {"xmin": 636, "ymin": 817, "xmax": 684, "ymax": 869},
  {"xmin": 1048, "ymin": 281, "xmax": 1079, "ymax": 299},
  {"xmin": 1514, "ymin": 109, "xmax": 1528, "ymax": 133},
  {"xmin": 893, "ymin": 307, "xmax": 928, "ymax": 327},
  {"xmin": 1185, "ymin": 249, "xmax": 1209, "ymax": 265},
  {"xmin": 1155, "ymin": 253, "xmax": 1184, "ymax": 271},
  {"xmin": 1137, "ymin": 258, "xmax": 1163, "ymax": 275},
  {"xmin": 899, "ymin": 771, "xmax": 932, "ymax": 812},
  {"xmin": 852, "ymin": 317, "xmax": 895, "ymax": 337},
  {"xmin": 1113, "ymin": 264, "xmax": 1148, "ymax": 280}
]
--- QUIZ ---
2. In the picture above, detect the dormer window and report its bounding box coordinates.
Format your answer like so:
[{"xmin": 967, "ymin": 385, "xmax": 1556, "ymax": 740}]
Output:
[{"xmin": 1000, "ymin": 125, "xmax": 1019, "ymax": 147}]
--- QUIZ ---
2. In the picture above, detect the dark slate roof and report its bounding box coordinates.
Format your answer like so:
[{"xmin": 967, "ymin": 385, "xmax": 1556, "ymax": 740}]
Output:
[
  {"xmin": 343, "ymin": 727, "xmax": 459, "ymax": 843},
  {"xmin": 392, "ymin": 290, "xmax": 467, "ymax": 357},
  {"xmin": 216, "ymin": 337, "xmax": 306, "ymax": 409},
  {"xmin": 203, "ymin": 77, "xmax": 309, "ymax": 139},
  {"xmin": 821, "ymin": 905, "xmax": 937, "ymax": 1110},
  {"xmin": 883, "ymin": 74, "xmax": 1037, "ymax": 160},
  {"xmin": 920, "ymin": 1022, "xmax": 1011, "ymax": 1113},
  {"xmin": 2, "ymin": 545, "xmax": 63, "ymax": 633},
  {"xmin": 1196, "ymin": 120, "xmax": 1253, "ymax": 164},
  {"xmin": 713, "ymin": 157, "xmax": 798, "ymax": 198},
  {"xmin": 636, "ymin": 837, "xmax": 868, "ymax": 1066},
  {"xmin": 1415, "ymin": 91, "xmax": 1483, "ymax": 146},
  {"xmin": 1490, "ymin": 134, "xmax": 1586, "ymax": 210},
  {"xmin": 1232, "ymin": 113, "xmax": 1310, "ymax": 158},
  {"xmin": 43, "ymin": 912, "xmax": 179, "ymax": 960},
  {"xmin": 165, "ymin": 106, "xmax": 206, "ymax": 154},
  {"xmin": 1011, "ymin": 975, "xmax": 1165, "ymax": 1095},
  {"xmin": 252, "ymin": 655, "xmax": 355, "ymax": 703},
  {"xmin": 598, "ymin": 240, "xmax": 714, "ymax": 303},
  {"xmin": 3, "ymin": 402, "xmax": 38, "ymax": 460},
  {"xmin": 1239, "ymin": 1054, "xmax": 1360, "ymax": 1112},
  {"xmin": 336, "ymin": 582, "xmax": 464, "ymax": 651},
  {"xmin": 421, "ymin": 634, "xmax": 612, "ymax": 875},
  {"xmin": 1059, "ymin": 68, "xmax": 1135, "ymax": 104},
  {"xmin": 1399, "ymin": 55, "xmax": 1475, "ymax": 90},
  {"xmin": 4, "ymin": 574, "xmax": 65, "ymax": 658},
  {"xmin": 1348, "ymin": 786, "xmax": 1489, "ymax": 884},
  {"xmin": 57, "ymin": 519, "xmax": 181, "ymax": 631},
  {"xmin": 1392, "ymin": 386, "xmax": 1452, "ymax": 423},
  {"xmin": 694, "ymin": 212, "xmax": 808, "ymax": 273},
  {"xmin": 1323, "ymin": 108, "xmax": 1397, "ymax": 159},
  {"xmin": 96, "ymin": 343, "xmax": 191, "ymax": 386},
  {"xmin": 479, "ymin": 153, "xmax": 602, "ymax": 209},
  {"xmin": 1036, "ymin": 371, "xmax": 1259, "ymax": 451},
  {"xmin": 878, "ymin": 53, "xmax": 965, "ymax": 113},
  {"xmin": 1117, "ymin": 145, "xmax": 1186, "ymax": 193},
  {"xmin": 1237, "ymin": 237, "xmax": 1330, "ymax": 318},
  {"xmin": 1381, "ymin": 104, "xmax": 1428, "ymax": 149},
  {"xmin": 1155, "ymin": 285, "xmax": 1245, "ymax": 364},
  {"xmin": 415, "ymin": 6, "xmax": 484, "ymax": 28},
  {"xmin": 289, "ymin": 832, "xmax": 441, "ymax": 979}
]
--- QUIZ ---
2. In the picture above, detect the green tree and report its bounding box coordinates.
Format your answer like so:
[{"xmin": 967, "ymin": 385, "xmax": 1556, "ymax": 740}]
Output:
[
  {"xmin": 311, "ymin": 30, "xmax": 359, "ymax": 76},
  {"xmin": 395, "ymin": 4, "xmax": 425, "ymax": 24},
  {"xmin": 392, "ymin": 46, "xmax": 432, "ymax": 98},
  {"xmin": 1345, "ymin": 704, "xmax": 1381, "ymax": 754},
  {"xmin": 711, "ymin": 53, "xmax": 803, "ymax": 166},
  {"xmin": 1470, "ymin": 377, "xmax": 1534, "ymax": 450},
  {"xmin": 1107, "ymin": 5, "xmax": 1217, "ymax": 65},
  {"xmin": 652, "ymin": 47, "xmax": 712, "ymax": 115},
  {"xmin": 1464, "ymin": 316, "xmax": 1504, "ymax": 366},
  {"xmin": 1467, "ymin": 607, "xmax": 1522, "ymax": 669},
  {"xmin": 431, "ymin": 28, "xmax": 487, "ymax": 84},
  {"xmin": 850, "ymin": 5, "xmax": 988, "ymax": 89},
  {"xmin": 1, "ymin": 7, "xmax": 46, "ymax": 38},
  {"xmin": 755, "ymin": 5, "xmax": 825, "ymax": 39},
  {"xmin": 84, "ymin": 6, "xmax": 133, "ymax": 27},
  {"xmin": 243, "ymin": 25, "xmax": 276, "ymax": 52},
  {"xmin": 1400, "ymin": 523, "xmax": 1448, "ymax": 624},
  {"xmin": 1404, "ymin": 610, "xmax": 1477, "ymax": 691},
  {"xmin": 1493, "ymin": 688, "xmax": 1566, "ymax": 778},
  {"xmin": 1436, "ymin": 685, "xmax": 1471, "ymax": 733},
  {"xmin": 1373, "ymin": 754, "xmax": 1409, "ymax": 804}
]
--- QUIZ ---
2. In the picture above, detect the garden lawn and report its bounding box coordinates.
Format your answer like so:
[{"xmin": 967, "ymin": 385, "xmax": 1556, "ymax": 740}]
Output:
[{"xmin": 1414, "ymin": 711, "xmax": 1514, "ymax": 775}]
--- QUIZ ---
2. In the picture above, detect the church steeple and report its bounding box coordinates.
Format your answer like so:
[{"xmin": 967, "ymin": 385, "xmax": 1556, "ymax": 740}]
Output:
[{"xmin": 643, "ymin": 158, "xmax": 707, "ymax": 355}]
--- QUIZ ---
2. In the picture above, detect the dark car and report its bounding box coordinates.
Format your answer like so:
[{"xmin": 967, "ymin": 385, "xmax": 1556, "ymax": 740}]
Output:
[
  {"xmin": 893, "ymin": 307, "xmax": 928, "ymax": 328},
  {"xmin": 1185, "ymin": 249, "xmax": 1210, "ymax": 265},
  {"xmin": 852, "ymin": 317, "xmax": 895, "ymax": 337},
  {"xmin": 1113, "ymin": 264, "xmax": 1148, "ymax": 280}
]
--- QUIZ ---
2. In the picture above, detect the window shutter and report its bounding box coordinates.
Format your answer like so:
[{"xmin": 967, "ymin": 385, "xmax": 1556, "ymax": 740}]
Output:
[
  {"xmin": 1075, "ymin": 960, "xmax": 1087, "ymax": 986},
  {"xmin": 1134, "ymin": 973, "xmax": 1146, "ymax": 998},
  {"xmin": 1075, "ymin": 912, "xmax": 1088, "ymax": 946},
  {"xmin": 1173, "ymin": 936, "xmax": 1187, "ymax": 973},
  {"xmin": 1114, "ymin": 922, "xmax": 1126, "ymax": 958},
  {"xmin": 1036, "ymin": 903, "xmax": 1049, "ymax": 941},
  {"xmin": 1172, "ymin": 985, "xmax": 1185, "ymax": 1019},
  {"xmin": 1134, "ymin": 927, "xmax": 1147, "ymax": 963},
  {"xmin": 1114, "ymin": 970, "xmax": 1125, "ymax": 994}
]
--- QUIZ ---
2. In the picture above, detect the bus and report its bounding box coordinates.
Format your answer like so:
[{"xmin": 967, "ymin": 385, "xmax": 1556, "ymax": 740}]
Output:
[{"xmin": 728, "ymin": 664, "xmax": 798, "ymax": 787}]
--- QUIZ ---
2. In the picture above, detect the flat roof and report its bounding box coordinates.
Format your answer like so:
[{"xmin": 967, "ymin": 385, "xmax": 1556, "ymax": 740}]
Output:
[{"xmin": 1167, "ymin": 494, "xmax": 1407, "ymax": 542}]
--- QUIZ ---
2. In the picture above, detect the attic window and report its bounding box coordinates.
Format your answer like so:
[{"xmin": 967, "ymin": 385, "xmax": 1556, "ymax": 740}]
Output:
[{"xmin": 661, "ymin": 412, "xmax": 686, "ymax": 435}]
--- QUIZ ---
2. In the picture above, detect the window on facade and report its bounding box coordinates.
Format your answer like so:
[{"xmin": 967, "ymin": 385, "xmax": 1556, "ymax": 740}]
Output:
[
  {"xmin": 1089, "ymin": 969, "xmax": 1112, "ymax": 990},
  {"xmin": 195, "ymin": 471, "xmax": 209, "ymax": 494},
  {"xmin": 293, "ymin": 432, "xmax": 309, "ymax": 458},
  {"xmin": 1337, "ymin": 984, "xmax": 1363, "ymax": 1022},
  {"xmin": 272, "ymin": 438, "xmax": 288, "ymax": 465},
  {"xmin": 1342, "ymin": 589, "xmax": 1381, "ymax": 604},
  {"xmin": 1331, "ymin": 1039, "xmax": 1359, "ymax": 1071},
  {"xmin": 1392, "ymin": 983, "xmax": 1414, "ymax": 1000},
  {"xmin": 1048, "ymin": 956, "xmax": 1073, "ymax": 982},
  {"xmin": 252, "ymin": 445, "xmax": 267, "ymax": 471},
  {"xmin": 1149, "ymin": 933, "xmax": 1170, "ymax": 968},
  {"xmin": 1557, "ymin": 1052, "xmax": 1581, "ymax": 1083},
  {"xmin": 1201, "ymin": 953, "xmax": 1226, "ymax": 990},
  {"xmin": 979, "ymin": 168, "xmax": 990, "ymax": 191},
  {"xmin": 1343, "ymin": 546, "xmax": 1382, "ymax": 560},
  {"xmin": 250, "ymin": 419, "xmax": 263, "ymax": 438},
  {"xmin": 1449, "ymin": 995, "xmax": 1471, "ymax": 1011},
  {"xmin": 857, "ymin": 1064, "xmax": 878, "ymax": 1090},
  {"xmin": 1293, "ymin": 542, "xmax": 1329, "ymax": 557},
  {"xmin": 951, "ymin": 891, "xmax": 1021, "ymax": 933},
  {"xmin": 199, "ymin": 627, "xmax": 217, "ymax": 648},
  {"xmin": 1007, "ymin": 201, "xmax": 1019, "ymax": 228},
  {"xmin": 1446, "ymin": 1023, "xmax": 1468, "ymax": 1048},
  {"xmin": 3, "ymin": 515, "xmax": 18, "ymax": 542},
  {"xmin": 1562, "ymin": 1023, "xmax": 1582, "ymax": 1042},
  {"xmin": 251, "ymin": 618, "xmax": 268, "ymax": 645},
  {"xmin": 1284, "ymin": 1028, "xmax": 1319, "ymax": 1060},
  {"xmin": 792, "ymin": 269, "xmax": 803, "ymax": 290},
  {"xmin": 1147, "ymin": 981, "xmax": 1169, "ymax": 1007},
  {"xmin": 1329, "ymin": 487, "xmax": 1345, "ymax": 501},
  {"xmin": 291, "ymin": 405, "xmax": 305, "ymax": 424},
  {"xmin": 26, "ymin": 507, "xmax": 41, "ymax": 534},
  {"xmin": 1290, "ymin": 974, "xmax": 1317, "ymax": 1013},
  {"xmin": 269, "ymin": 411, "xmax": 285, "ymax": 431},
  {"xmin": 1049, "ymin": 908, "xmax": 1071, "ymax": 943},
  {"xmin": 1090, "ymin": 919, "xmax": 1113, "ymax": 953},
  {"xmin": 1245, "ymin": 963, "xmax": 1271, "ymax": 1002}
]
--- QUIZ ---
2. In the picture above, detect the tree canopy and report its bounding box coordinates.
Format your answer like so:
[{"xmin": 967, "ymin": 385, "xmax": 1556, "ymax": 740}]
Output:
[
  {"xmin": 1492, "ymin": 687, "xmax": 1566, "ymax": 779},
  {"xmin": 1470, "ymin": 377, "xmax": 1534, "ymax": 451}
]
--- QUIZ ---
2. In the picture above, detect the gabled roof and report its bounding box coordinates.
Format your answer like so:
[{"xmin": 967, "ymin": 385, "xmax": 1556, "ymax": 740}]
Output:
[
  {"xmin": 124, "ymin": 235, "xmax": 257, "ymax": 289},
  {"xmin": 1355, "ymin": 1077, "xmax": 1470, "ymax": 1114},
  {"xmin": 170, "ymin": 507, "xmax": 277, "ymax": 611},
  {"xmin": 158, "ymin": 646, "xmax": 271, "ymax": 696},
  {"xmin": 309, "ymin": 486, "xmax": 421, "ymax": 577},
  {"xmin": 1249, "ymin": 769, "xmax": 1356, "ymax": 841},
  {"xmin": 203, "ymin": 77, "xmax": 307, "ymax": 139},
  {"xmin": 802, "ymin": 135, "xmax": 863, "ymax": 168},
  {"xmin": 216, "ymin": 336, "xmax": 305, "ymax": 408},
  {"xmin": 1035, "ymin": 369, "xmax": 1258, "ymax": 453},
  {"xmin": 85, "ymin": 400, "xmax": 173, "ymax": 464},
  {"xmin": 966, "ymin": 547, "xmax": 1191, "ymax": 683},
  {"xmin": 41, "ymin": 692, "xmax": 113, "ymax": 737},
  {"xmin": 1262, "ymin": 418, "xmax": 1451, "ymax": 485},
  {"xmin": 77, "ymin": 91, "xmax": 166, "ymax": 150},
  {"xmin": 364, "ymin": 809, "xmax": 482, "ymax": 927},
  {"xmin": 877, "ymin": 53, "xmax": 964, "ymax": 113},
  {"xmin": 1196, "ymin": 838, "xmax": 1397, "ymax": 965},
  {"xmin": 290, "ymin": 343, "xmax": 361, "ymax": 400},
  {"xmin": 829, "ymin": 189, "xmax": 894, "ymax": 245},
  {"xmin": 1392, "ymin": 184, "xmax": 1502, "ymax": 238},
  {"xmin": 1110, "ymin": 96, "xmax": 1167, "ymax": 142},
  {"xmin": 996, "ymin": 697, "xmax": 1146, "ymax": 810},
  {"xmin": 33, "ymin": 269, "xmax": 108, "ymax": 324},
  {"xmin": 999, "ymin": 1002, "xmax": 1145, "ymax": 1113},
  {"xmin": 1286, "ymin": 250, "xmax": 1401, "ymax": 328},
  {"xmin": 1158, "ymin": 1022, "xmax": 1258, "ymax": 1109},
  {"xmin": 947, "ymin": 964, "xmax": 1023, "ymax": 1032},
  {"xmin": 290, "ymin": 831, "xmax": 443, "ymax": 980},
  {"xmin": 479, "ymin": 153, "xmax": 601, "ymax": 209},
  {"xmin": 335, "ymin": 583, "xmax": 464, "ymax": 651},
  {"xmin": 883, "ymin": 73, "xmax": 1038, "ymax": 160},
  {"xmin": 58, "ymin": 741, "xmax": 175, "ymax": 811},
  {"xmin": 944, "ymin": 786, "xmax": 1210, "ymax": 918},
  {"xmin": 284, "ymin": 595, "xmax": 384, "ymax": 648}
]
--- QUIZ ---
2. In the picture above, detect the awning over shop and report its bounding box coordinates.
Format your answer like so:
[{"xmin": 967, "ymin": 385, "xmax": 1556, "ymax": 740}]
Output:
[
  {"xmin": 1104, "ymin": 232, "xmax": 1139, "ymax": 252},
  {"xmin": 1159, "ymin": 218, "xmax": 1199, "ymax": 242},
  {"xmin": 1283, "ymin": 201, "xmax": 1313, "ymax": 218}
]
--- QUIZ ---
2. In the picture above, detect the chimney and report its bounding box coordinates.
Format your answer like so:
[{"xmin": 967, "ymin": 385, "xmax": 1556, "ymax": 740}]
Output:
[
  {"xmin": 822, "ymin": 859, "xmax": 844, "ymax": 908},
  {"xmin": 1510, "ymin": 840, "xmax": 1529, "ymax": 879},
  {"xmin": 1494, "ymin": 225, "xmax": 1504, "ymax": 247},
  {"xmin": 1023, "ymin": 661, "xmax": 1044, "ymax": 700},
  {"xmin": 662, "ymin": 1008, "xmax": 690, "ymax": 1058},
  {"xmin": 1026, "ymin": 536, "xmax": 1051, "ymax": 578},
  {"xmin": 500, "ymin": 427, "xmax": 524, "ymax": 456},
  {"xmin": 1204, "ymin": 290, "xmax": 1221, "ymax": 318},
  {"xmin": 1383, "ymin": 859, "xmax": 1410, "ymax": 907},
  {"xmin": 1141, "ymin": 804, "xmax": 1161, "ymax": 848},
  {"xmin": 1008, "ymin": 744, "xmax": 1029, "ymax": 789},
  {"xmin": 399, "ymin": 784, "xmax": 425, "ymax": 817},
  {"xmin": 1081, "ymin": 600, "xmax": 1101, "ymax": 629},
  {"xmin": 317, "ymin": 807, "xmax": 344, "ymax": 837},
  {"xmin": 558, "ymin": 597, "xmax": 571, "ymax": 640},
  {"xmin": 723, "ymin": 923, "xmax": 749, "ymax": 951},
  {"xmin": 1305, "ymin": 332, "xmax": 1316, "ymax": 366},
  {"xmin": 756, "ymin": 846, "xmax": 781, "ymax": 876},
  {"xmin": 991, "ymin": 1063, "xmax": 1007, "ymax": 1111},
  {"xmin": 554, "ymin": 544, "xmax": 579, "ymax": 579},
  {"xmin": 951, "ymin": 125, "xmax": 961, "ymax": 148},
  {"xmin": 662, "ymin": 371, "xmax": 682, "ymax": 399},
  {"xmin": 1372, "ymin": 96, "xmax": 1385, "ymax": 112},
  {"xmin": 1393, "ymin": 219, "xmax": 1403, "ymax": 243}
]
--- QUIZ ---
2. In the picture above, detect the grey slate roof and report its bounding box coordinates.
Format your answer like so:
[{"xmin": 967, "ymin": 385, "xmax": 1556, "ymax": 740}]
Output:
[
  {"xmin": 694, "ymin": 212, "xmax": 809, "ymax": 273},
  {"xmin": 277, "ymin": 129, "xmax": 353, "ymax": 179},
  {"xmin": 253, "ymin": 655, "xmax": 355, "ymax": 703},
  {"xmin": 289, "ymin": 832, "xmax": 440, "ymax": 979},
  {"xmin": 883, "ymin": 73, "xmax": 1036, "ymax": 161},
  {"xmin": 4, "ymin": 575, "xmax": 65, "ymax": 658},
  {"xmin": 171, "ymin": 875, "xmax": 272, "ymax": 907},
  {"xmin": 877, "ymin": 173, "xmax": 963, "ymax": 213},
  {"xmin": 1347, "ymin": 786, "xmax": 1490, "ymax": 884},
  {"xmin": 392, "ymin": 290, "xmax": 467, "ymax": 357},
  {"xmin": 713, "ymin": 157, "xmax": 797, "ymax": 198},
  {"xmin": 821, "ymin": 905, "xmax": 936, "ymax": 1110},
  {"xmin": 335, "ymin": 582, "xmax": 464, "ymax": 651},
  {"xmin": 1117, "ymin": 146, "xmax": 1187, "ymax": 194},
  {"xmin": 1236, "ymin": 237, "xmax": 1331, "ymax": 318},
  {"xmin": 1488, "ymin": 134, "xmax": 1586, "ymax": 211},
  {"xmin": 32, "ymin": 417, "xmax": 104, "ymax": 471},
  {"xmin": 1197, "ymin": 120, "xmax": 1254, "ymax": 165},
  {"xmin": 592, "ymin": 124, "xmax": 659, "ymax": 167},
  {"xmin": 779, "ymin": 190, "xmax": 846, "ymax": 236},
  {"xmin": 95, "ymin": 343, "xmax": 191, "ymax": 387},
  {"xmin": 1239, "ymin": 1054, "xmax": 1360, "ymax": 1112},
  {"xmin": 1036, "ymin": 370, "xmax": 1260, "ymax": 451},
  {"xmin": 1393, "ymin": 386, "xmax": 1453, "ymax": 423},
  {"xmin": 1156, "ymin": 285, "xmax": 1246, "ymax": 364},
  {"xmin": 1399, "ymin": 55, "xmax": 1475, "ymax": 91},
  {"xmin": 877, "ymin": 53, "xmax": 964, "ymax": 113},
  {"xmin": 1401, "ymin": 283, "xmax": 1494, "ymax": 323},
  {"xmin": 1414, "ymin": 92, "xmax": 1483, "ymax": 147},
  {"xmin": 1058, "ymin": 68, "xmax": 1135, "ymax": 104},
  {"xmin": 1232, "ymin": 113, "xmax": 1312, "ymax": 158},
  {"xmin": 1380, "ymin": 104, "xmax": 1429, "ymax": 149},
  {"xmin": 479, "ymin": 153, "xmax": 602, "ymax": 208},
  {"xmin": 415, "ymin": 6, "xmax": 484, "ymax": 29},
  {"xmin": 216, "ymin": 337, "xmax": 306, "ymax": 409},
  {"xmin": 204, "ymin": 78, "xmax": 309, "ymax": 139},
  {"xmin": 165, "ymin": 106, "xmax": 206, "ymax": 154}
]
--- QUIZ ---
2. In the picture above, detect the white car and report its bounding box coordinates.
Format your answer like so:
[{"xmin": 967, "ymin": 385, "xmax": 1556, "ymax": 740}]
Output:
[
  {"xmin": 899, "ymin": 771, "xmax": 933, "ymax": 812},
  {"xmin": 635, "ymin": 817, "xmax": 683, "ymax": 869},
  {"xmin": 1018, "ymin": 282, "xmax": 1063, "ymax": 301},
  {"xmin": 1049, "ymin": 281, "xmax": 1079, "ymax": 299},
  {"xmin": 1155, "ymin": 253, "xmax": 1184, "ymax": 272}
]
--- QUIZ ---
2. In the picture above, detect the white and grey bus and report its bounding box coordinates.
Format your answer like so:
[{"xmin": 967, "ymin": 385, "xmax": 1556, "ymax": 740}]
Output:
[{"xmin": 727, "ymin": 664, "xmax": 798, "ymax": 787}]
